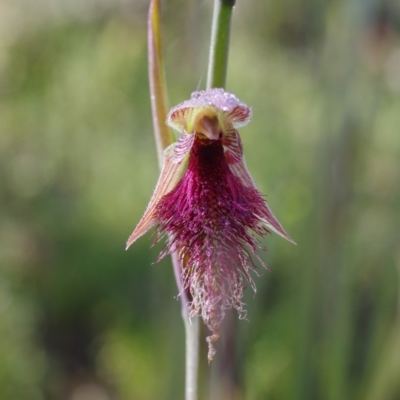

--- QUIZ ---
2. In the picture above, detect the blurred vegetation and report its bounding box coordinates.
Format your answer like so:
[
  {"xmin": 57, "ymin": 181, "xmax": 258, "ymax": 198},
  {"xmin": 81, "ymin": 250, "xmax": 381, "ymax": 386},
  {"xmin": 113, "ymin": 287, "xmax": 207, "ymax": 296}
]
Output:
[{"xmin": 0, "ymin": 0, "xmax": 400, "ymax": 399}]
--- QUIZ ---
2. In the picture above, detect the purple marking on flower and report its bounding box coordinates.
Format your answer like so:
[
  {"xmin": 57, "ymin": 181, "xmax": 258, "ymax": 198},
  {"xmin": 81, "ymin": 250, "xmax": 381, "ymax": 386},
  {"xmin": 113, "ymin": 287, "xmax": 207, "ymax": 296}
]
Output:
[{"xmin": 126, "ymin": 88, "xmax": 295, "ymax": 362}]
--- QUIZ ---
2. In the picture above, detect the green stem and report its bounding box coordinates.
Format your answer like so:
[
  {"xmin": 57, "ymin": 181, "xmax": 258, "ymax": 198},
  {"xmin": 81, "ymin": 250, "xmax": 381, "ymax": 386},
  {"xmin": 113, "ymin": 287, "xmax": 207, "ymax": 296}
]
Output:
[
  {"xmin": 206, "ymin": 0, "xmax": 235, "ymax": 89},
  {"xmin": 147, "ymin": 2, "xmax": 197, "ymax": 399},
  {"xmin": 171, "ymin": 252, "xmax": 199, "ymax": 400},
  {"xmin": 184, "ymin": 317, "xmax": 200, "ymax": 400},
  {"xmin": 148, "ymin": 0, "xmax": 175, "ymax": 167}
]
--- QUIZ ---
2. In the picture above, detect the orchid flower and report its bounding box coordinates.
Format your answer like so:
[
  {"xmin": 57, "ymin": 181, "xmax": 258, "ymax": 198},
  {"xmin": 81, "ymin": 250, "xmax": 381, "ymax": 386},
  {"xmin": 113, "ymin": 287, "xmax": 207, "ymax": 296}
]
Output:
[{"xmin": 127, "ymin": 88, "xmax": 295, "ymax": 361}]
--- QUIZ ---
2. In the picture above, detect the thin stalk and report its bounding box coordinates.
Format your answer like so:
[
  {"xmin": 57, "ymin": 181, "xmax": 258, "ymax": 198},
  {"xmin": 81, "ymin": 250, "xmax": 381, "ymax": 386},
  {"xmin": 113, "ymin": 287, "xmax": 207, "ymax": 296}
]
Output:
[
  {"xmin": 206, "ymin": 0, "xmax": 235, "ymax": 89},
  {"xmin": 171, "ymin": 252, "xmax": 199, "ymax": 400},
  {"xmin": 148, "ymin": 2, "xmax": 198, "ymax": 399},
  {"xmin": 148, "ymin": 0, "xmax": 175, "ymax": 167},
  {"xmin": 184, "ymin": 317, "xmax": 200, "ymax": 400}
]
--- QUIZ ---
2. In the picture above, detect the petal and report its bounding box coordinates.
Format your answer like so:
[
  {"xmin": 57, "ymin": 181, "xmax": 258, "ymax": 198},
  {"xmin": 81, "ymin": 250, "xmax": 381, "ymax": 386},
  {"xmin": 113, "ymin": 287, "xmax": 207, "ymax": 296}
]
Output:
[
  {"xmin": 166, "ymin": 88, "xmax": 252, "ymax": 134},
  {"xmin": 228, "ymin": 156, "xmax": 256, "ymax": 188},
  {"xmin": 229, "ymin": 159, "xmax": 296, "ymax": 244},
  {"xmin": 173, "ymin": 131, "xmax": 195, "ymax": 163},
  {"xmin": 126, "ymin": 143, "xmax": 188, "ymax": 249},
  {"xmin": 227, "ymin": 104, "xmax": 252, "ymax": 129},
  {"xmin": 222, "ymin": 128, "xmax": 243, "ymax": 165}
]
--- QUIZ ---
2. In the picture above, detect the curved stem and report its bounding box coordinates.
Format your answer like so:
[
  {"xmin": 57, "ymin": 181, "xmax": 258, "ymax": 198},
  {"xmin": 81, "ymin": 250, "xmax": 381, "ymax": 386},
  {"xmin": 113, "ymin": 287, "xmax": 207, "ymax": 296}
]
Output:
[
  {"xmin": 148, "ymin": 2, "xmax": 198, "ymax": 399},
  {"xmin": 148, "ymin": 0, "xmax": 175, "ymax": 167}
]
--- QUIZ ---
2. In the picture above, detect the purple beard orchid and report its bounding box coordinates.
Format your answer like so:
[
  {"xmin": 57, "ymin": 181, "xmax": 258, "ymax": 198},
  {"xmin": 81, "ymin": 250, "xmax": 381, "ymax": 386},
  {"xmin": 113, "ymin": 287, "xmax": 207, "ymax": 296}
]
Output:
[{"xmin": 126, "ymin": 88, "xmax": 295, "ymax": 361}]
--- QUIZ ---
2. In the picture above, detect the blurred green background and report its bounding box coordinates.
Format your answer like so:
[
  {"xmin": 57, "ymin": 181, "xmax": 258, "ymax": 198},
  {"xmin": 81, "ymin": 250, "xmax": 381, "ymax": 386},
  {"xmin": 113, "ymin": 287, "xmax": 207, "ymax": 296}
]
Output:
[{"xmin": 1, "ymin": 0, "xmax": 400, "ymax": 399}]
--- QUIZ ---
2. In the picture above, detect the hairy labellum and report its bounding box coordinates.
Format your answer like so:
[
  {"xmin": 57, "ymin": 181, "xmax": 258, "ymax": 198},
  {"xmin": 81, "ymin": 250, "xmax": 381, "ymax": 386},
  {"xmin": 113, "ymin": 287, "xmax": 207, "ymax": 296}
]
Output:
[
  {"xmin": 155, "ymin": 137, "xmax": 272, "ymax": 360},
  {"xmin": 126, "ymin": 88, "xmax": 295, "ymax": 362}
]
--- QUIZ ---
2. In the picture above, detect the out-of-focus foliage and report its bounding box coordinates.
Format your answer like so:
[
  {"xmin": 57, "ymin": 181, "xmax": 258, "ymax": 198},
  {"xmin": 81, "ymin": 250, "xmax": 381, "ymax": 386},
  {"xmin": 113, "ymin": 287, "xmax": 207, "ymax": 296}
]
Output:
[{"xmin": 0, "ymin": 0, "xmax": 399, "ymax": 399}]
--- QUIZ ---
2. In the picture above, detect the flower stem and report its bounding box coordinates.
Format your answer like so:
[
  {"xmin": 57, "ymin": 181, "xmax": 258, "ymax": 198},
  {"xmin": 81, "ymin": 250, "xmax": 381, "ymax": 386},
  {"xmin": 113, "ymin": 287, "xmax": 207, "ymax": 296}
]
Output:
[
  {"xmin": 148, "ymin": 0, "xmax": 175, "ymax": 167},
  {"xmin": 206, "ymin": 0, "xmax": 236, "ymax": 89},
  {"xmin": 184, "ymin": 317, "xmax": 200, "ymax": 400},
  {"xmin": 147, "ymin": 2, "xmax": 198, "ymax": 399},
  {"xmin": 171, "ymin": 253, "xmax": 199, "ymax": 400}
]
